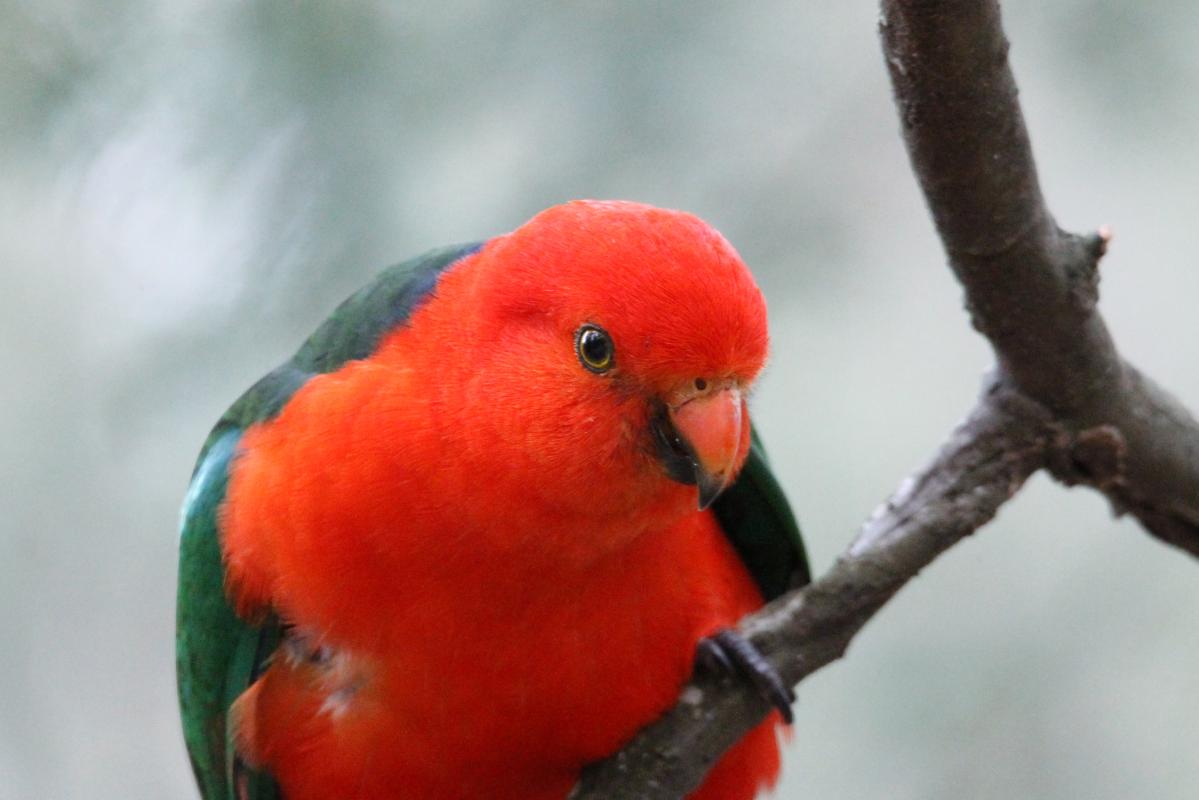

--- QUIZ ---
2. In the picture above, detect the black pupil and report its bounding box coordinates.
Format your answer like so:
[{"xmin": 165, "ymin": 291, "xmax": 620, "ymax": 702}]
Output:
[{"xmin": 582, "ymin": 330, "xmax": 609, "ymax": 365}]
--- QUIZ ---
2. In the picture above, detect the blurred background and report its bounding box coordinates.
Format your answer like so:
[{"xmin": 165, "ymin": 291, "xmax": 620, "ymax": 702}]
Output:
[{"xmin": 3, "ymin": 1, "xmax": 1198, "ymax": 797}]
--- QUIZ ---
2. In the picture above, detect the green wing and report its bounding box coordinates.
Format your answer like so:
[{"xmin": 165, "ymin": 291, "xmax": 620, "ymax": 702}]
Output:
[
  {"xmin": 712, "ymin": 428, "xmax": 810, "ymax": 601},
  {"xmin": 176, "ymin": 243, "xmax": 482, "ymax": 800}
]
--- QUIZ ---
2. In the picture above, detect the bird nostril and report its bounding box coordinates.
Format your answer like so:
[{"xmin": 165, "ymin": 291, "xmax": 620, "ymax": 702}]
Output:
[{"xmin": 694, "ymin": 378, "xmax": 708, "ymax": 392}]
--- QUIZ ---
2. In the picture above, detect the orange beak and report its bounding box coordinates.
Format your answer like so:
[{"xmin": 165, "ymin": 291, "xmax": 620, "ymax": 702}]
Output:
[{"xmin": 666, "ymin": 384, "xmax": 745, "ymax": 510}]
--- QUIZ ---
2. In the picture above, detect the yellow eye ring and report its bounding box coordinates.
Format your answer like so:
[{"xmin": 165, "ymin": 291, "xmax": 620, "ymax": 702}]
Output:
[{"xmin": 576, "ymin": 324, "xmax": 614, "ymax": 374}]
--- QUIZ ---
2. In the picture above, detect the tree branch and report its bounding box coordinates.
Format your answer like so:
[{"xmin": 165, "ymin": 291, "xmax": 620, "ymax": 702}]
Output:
[
  {"xmin": 572, "ymin": 1, "xmax": 1199, "ymax": 796},
  {"xmin": 880, "ymin": 0, "xmax": 1199, "ymax": 556}
]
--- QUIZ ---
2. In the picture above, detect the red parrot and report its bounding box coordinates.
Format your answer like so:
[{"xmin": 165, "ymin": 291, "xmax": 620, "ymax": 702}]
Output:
[{"xmin": 177, "ymin": 200, "xmax": 809, "ymax": 799}]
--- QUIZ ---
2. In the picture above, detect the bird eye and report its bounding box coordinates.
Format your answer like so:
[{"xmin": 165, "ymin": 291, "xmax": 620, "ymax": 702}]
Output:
[{"xmin": 576, "ymin": 324, "xmax": 614, "ymax": 374}]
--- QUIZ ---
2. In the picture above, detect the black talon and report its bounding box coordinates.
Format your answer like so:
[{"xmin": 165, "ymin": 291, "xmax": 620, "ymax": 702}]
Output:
[
  {"xmin": 696, "ymin": 636, "xmax": 735, "ymax": 675},
  {"xmin": 696, "ymin": 629, "xmax": 795, "ymax": 724}
]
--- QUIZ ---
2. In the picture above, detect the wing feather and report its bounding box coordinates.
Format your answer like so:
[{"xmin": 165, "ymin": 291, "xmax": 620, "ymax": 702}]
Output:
[{"xmin": 176, "ymin": 244, "xmax": 481, "ymax": 798}]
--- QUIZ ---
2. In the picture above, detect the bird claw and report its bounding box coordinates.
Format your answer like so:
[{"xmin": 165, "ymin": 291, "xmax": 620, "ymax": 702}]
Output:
[{"xmin": 695, "ymin": 629, "xmax": 795, "ymax": 725}]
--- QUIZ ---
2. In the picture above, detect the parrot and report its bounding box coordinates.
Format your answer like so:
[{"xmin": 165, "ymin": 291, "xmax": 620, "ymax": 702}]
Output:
[{"xmin": 176, "ymin": 199, "xmax": 810, "ymax": 800}]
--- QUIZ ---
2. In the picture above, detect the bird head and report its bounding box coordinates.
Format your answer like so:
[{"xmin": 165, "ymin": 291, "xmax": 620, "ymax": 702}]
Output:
[{"xmin": 438, "ymin": 200, "xmax": 769, "ymax": 520}]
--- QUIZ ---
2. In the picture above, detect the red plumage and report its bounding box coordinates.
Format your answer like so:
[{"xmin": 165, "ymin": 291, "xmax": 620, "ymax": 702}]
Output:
[{"xmin": 221, "ymin": 201, "xmax": 781, "ymax": 798}]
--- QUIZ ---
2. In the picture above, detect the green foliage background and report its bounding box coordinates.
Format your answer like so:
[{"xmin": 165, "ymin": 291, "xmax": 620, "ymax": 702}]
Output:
[{"xmin": 2, "ymin": 2, "xmax": 1196, "ymax": 797}]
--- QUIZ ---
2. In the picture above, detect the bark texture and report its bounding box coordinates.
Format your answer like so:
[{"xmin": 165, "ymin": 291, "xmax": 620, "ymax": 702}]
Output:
[{"xmin": 880, "ymin": 0, "xmax": 1199, "ymax": 556}]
